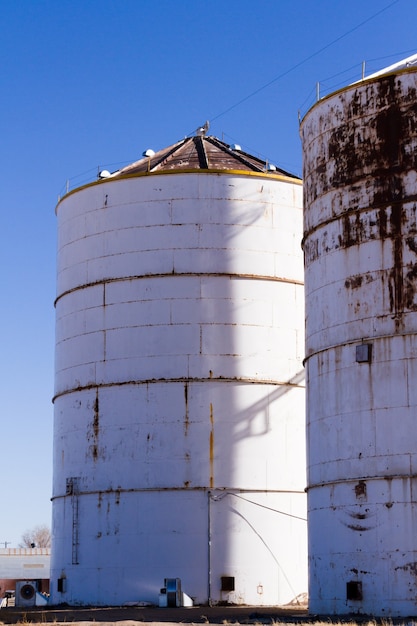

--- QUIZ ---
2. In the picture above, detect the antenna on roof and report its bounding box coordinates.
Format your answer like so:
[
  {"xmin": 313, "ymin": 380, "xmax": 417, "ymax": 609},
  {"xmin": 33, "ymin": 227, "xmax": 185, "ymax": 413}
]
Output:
[{"xmin": 196, "ymin": 121, "xmax": 210, "ymax": 137}]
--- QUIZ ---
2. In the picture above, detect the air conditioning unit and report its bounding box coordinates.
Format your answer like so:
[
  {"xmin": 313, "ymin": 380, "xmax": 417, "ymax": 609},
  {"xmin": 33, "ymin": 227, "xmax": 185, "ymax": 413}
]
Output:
[
  {"xmin": 15, "ymin": 581, "xmax": 38, "ymax": 607},
  {"xmin": 165, "ymin": 578, "xmax": 181, "ymax": 607}
]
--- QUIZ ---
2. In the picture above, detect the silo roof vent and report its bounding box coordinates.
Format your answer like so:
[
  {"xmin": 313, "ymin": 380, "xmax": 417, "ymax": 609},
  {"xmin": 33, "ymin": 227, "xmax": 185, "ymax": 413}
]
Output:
[{"xmin": 195, "ymin": 121, "xmax": 210, "ymax": 137}]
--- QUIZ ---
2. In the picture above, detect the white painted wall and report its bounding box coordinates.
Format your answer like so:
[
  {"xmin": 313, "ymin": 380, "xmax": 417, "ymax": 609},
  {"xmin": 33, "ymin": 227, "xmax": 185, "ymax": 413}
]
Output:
[
  {"xmin": 0, "ymin": 549, "xmax": 50, "ymax": 580},
  {"xmin": 301, "ymin": 69, "xmax": 417, "ymax": 616},
  {"xmin": 52, "ymin": 171, "xmax": 306, "ymax": 606}
]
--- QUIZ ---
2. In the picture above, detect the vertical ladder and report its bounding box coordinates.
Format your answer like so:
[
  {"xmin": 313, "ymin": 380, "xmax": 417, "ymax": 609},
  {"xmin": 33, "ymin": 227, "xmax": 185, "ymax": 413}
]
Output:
[{"xmin": 67, "ymin": 477, "xmax": 80, "ymax": 565}]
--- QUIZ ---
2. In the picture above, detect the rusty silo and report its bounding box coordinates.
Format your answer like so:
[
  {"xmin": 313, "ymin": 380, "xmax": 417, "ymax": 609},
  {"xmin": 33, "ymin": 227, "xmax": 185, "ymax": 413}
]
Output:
[
  {"xmin": 300, "ymin": 55, "xmax": 417, "ymax": 616},
  {"xmin": 51, "ymin": 134, "xmax": 307, "ymax": 606}
]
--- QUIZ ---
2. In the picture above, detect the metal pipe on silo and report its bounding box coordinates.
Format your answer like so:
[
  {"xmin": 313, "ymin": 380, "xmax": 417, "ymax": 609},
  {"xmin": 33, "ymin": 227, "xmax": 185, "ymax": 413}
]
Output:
[{"xmin": 301, "ymin": 62, "xmax": 417, "ymax": 617}]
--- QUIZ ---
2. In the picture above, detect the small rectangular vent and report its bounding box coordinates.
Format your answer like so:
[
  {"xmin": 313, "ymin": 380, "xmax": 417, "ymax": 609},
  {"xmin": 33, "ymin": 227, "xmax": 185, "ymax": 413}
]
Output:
[
  {"xmin": 346, "ymin": 580, "xmax": 362, "ymax": 601},
  {"xmin": 221, "ymin": 576, "xmax": 235, "ymax": 592},
  {"xmin": 356, "ymin": 344, "xmax": 372, "ymax": 363}
]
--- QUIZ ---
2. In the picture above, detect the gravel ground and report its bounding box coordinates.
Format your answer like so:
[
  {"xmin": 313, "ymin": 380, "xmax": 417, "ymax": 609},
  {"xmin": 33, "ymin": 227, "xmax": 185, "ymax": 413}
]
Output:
[{"xmin": 0, "ymin": 604, "xmax": 309, "ymax": 625}]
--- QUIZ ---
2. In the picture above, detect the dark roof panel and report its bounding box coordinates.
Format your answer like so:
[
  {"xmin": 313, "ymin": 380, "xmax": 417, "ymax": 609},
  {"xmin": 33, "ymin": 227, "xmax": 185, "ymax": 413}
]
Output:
[{"xmin": 110, "ymin": 136, "xmax": 299, "ymax": 179}]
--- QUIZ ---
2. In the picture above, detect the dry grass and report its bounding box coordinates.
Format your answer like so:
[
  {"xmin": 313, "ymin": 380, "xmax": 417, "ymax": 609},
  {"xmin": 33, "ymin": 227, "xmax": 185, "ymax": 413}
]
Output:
[
  {"xmin": 3, "ymin": 613, "xmax": 417, "ymax": 626},
  {"xmin": 268, "ymin": 622, "xmax": 412, "ymax": 626},
  {"xmin": 6, "ymin": 622, "xmax": 417, "ymax": 626}
]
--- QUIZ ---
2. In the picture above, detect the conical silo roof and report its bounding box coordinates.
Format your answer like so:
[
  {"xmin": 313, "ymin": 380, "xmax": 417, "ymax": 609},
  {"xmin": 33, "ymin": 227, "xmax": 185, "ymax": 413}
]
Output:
[{"xmin": 108, "ymin": 135, "xmax": 299, "ymax": 179}]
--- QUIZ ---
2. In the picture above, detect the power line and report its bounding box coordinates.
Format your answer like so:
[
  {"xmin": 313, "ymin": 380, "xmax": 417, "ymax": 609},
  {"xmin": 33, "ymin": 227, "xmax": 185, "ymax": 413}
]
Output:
[
  {"xmin": 208, "ymin": 0, "xmax": 402, "ymax": 125},
  {"xmin": 230, "ymin": 493, "xmax": 307, "ymax": 522}
]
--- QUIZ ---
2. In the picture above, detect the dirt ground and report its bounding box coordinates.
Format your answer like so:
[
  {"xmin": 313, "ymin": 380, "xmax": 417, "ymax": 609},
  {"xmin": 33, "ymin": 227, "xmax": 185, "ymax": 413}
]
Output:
[{"xmin": 0, "ymin": 604, "xmax": 309, "ymax": 625}]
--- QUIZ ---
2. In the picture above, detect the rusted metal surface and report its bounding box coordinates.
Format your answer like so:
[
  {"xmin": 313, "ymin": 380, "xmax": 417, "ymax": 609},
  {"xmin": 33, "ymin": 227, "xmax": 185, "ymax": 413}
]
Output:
[
  {"xmin": 209, "ymin": 402, "xmax": 214, "ymax": 490},
  {"xmin": 301, "ymin": 67, "xmax": 417, "ymax": 616},
  {"xmin": 104, "ymin": 136, "xmax": 300, "ymax": 177},
  {"xmin": 302, "ymin": 70, "xmax": 417, "ymax": 339},
  {"xmin": 52, "ymin": 161, "xmax": 306, "ymax": 606}
]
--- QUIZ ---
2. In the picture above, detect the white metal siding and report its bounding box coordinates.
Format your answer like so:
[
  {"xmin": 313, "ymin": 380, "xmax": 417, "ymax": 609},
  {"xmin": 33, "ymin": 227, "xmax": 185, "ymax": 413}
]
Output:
[
  {"xmin": 52, "ymin": 171, "xmax": 306, "ymax": 606},
  {"xmin": 301, "ymin": 69, "xmax": 417, "ymax": 616}
]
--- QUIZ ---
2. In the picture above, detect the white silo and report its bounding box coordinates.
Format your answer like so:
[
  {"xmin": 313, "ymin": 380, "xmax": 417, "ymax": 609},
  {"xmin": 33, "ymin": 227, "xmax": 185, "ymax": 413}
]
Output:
[
  {"xmin": 301, "ymin": 57, "xmax": 417, "ymax": 616},
  {"xmin": 51, "ymin": 134, "xmax": 306, "ymax": 606}
]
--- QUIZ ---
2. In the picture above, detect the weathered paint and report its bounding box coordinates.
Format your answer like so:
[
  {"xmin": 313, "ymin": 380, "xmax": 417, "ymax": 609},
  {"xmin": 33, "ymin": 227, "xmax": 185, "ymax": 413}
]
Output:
[
  {"xmin": 209, "ymin": 402, "xmax": 214, "ymax": 490},
  {"xmin": 301, "ymin": 67, "xmax": 417, "ymax": 616},
  {"xmin": 51, "ymin": 168, "xmax": 306, "ymax": 606}
]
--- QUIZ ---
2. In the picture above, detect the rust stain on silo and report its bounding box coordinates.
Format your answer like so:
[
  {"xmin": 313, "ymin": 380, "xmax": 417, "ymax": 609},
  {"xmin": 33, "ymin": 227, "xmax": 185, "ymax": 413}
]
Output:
[
  {"xmin": 394, "ymin": 562, "xmax": 417, "ymax": 576},
  {"xmin": 209, "ymin": 402, "xmax": 214, "ymax": 489},
  {"xmin": 302, "ymin": 74, "xmax": 417, "ymax": 330},
  {"xmin": 93, "ymin": 389, "xmax": 99, "ymax": 438},
  {"xmin": 87, "ymin": 388, "xmax": 100, "ymax": 461},
  {"xmin": 390, "ymin": 202, "xmax": 404, "ymax": 325},
  {"xmin": 379, "ymin": 208, "xmax": 388, "ymax": 239},
  {"xmin": 354, "ymin": 481, "xmax": 367, "ymax": 498},
  {"xmin": 405, "ymin": 262, "xmax": 417, "ymax": 309},
  {"xmin": 92, "ymin": 388, "xmax": 100, "ymax": 459},
  {"xmin": 184, "ymin": 382, "xmax": 189, "ymax": 435}
]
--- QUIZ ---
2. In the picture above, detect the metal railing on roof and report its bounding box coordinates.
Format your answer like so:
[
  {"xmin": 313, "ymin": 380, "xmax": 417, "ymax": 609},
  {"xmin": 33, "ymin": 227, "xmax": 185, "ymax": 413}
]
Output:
[
  {"xmin": 57, "ymin": 160, "xmax": 133, "ymax": 202},
  {"xmin": 298, "ymin": 53, "xmax": 417, "ymax": 122}
]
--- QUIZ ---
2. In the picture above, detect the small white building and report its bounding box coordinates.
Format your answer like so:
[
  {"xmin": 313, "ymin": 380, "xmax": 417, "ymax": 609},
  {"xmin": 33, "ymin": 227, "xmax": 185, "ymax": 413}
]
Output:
[{"xmin": 0, "ymin": 548, "xmax": 50, "ymax": 598}]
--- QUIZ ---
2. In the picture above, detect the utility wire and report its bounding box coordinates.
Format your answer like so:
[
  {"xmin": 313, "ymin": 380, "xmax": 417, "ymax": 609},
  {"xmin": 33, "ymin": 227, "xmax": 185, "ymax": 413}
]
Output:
[
  {"xmin": 230, "ymin": 493, "xmax": 307, "ymax": 522},
  {"xmin": 208, "ymin": 0, "xmax": 402, "ymax": 125}
]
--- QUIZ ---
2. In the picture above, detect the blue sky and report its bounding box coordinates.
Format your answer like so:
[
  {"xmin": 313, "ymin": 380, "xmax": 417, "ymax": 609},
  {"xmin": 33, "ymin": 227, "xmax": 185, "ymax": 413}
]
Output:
[{"xmin": 0, "ymin": 0, "xmax": 414, "ymax": 548}]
